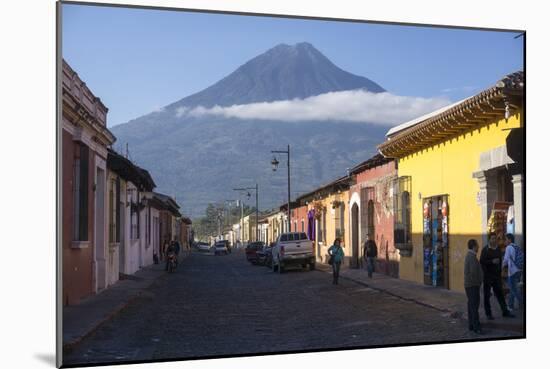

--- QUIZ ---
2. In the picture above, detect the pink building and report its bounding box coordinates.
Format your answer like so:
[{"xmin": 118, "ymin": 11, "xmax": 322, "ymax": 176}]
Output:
[
  {"xmin": 348, "ymin": 154, "xmax": 399, "ymax": 277},
  {"xmin": 61, "ymin": 60, "xmax": 116, "ymax": 305}
]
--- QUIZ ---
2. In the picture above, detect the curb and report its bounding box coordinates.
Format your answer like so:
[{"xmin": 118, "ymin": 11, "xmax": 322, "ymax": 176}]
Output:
[
  {"xmin": 316, "ymin": 267, "xmax": 524, "ymax": 333},
  {"xmin": 62, "ymin": 295, "xmax": 139, "ymax": 353},
  {"xmin": 315, "ymin": 267, "xmax": 455, "ymax": 315},
  {"xmin": 62, "ymin": 265, "xmax": 170, "ymax": 353}
]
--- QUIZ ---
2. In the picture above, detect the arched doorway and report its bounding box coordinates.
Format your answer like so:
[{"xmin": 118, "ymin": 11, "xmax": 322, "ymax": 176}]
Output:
[{"xmin": 351, "ymin": 203, "xmax": 359, "ymax": 268}]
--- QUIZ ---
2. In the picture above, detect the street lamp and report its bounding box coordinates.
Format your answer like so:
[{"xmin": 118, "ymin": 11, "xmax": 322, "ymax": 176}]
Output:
[
  {"xmin": 233, "ymin": 184, "xmax": 259, "ymax": 242},
  {"xmin": 271, "ymin": 145, "xmax": 291, "ymax": 232},
  {"xmin": 271, "ymin": 157, "xmax": 279, "ymax": 171}
]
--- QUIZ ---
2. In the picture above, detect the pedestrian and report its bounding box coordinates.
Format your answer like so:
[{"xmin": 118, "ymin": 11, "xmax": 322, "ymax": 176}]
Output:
[
  {"xmin": 502, "ymin": 233, "xmax": 523, "ymax": 311},
  {"xmin": 165, "ymin": 241, "xmax": 176, "ymax": 271},
  {"xmin": 364, "ymin": 238, "xmax": 378, "ymax": 278},
  {"xmin": 173, "ymin": 238, "xmax": 181, "ymax": 265},
  {"xmin": 480, "ymin": 232, "xmax": 514, "ymax": 319},
  {"xmin": 328, "ymin": 238, "xmax": 345, "ymax": 285},
  {"xmin": 162, "ymin": 240, "xmax": 170, "ymax": 260},
  {"xmin": 464, "ymin": 238, "xmax": 484, "ymax": 334}
]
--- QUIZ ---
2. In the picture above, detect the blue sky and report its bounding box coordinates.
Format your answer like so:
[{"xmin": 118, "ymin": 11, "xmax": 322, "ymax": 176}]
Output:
[{"xmin": 62, "ymin": 3, "xmax": 524, "ymax": 127}]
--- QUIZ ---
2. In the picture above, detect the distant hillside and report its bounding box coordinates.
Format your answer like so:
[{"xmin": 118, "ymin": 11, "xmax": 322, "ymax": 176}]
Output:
[{"xmin": 111, "ymin": 43, "xmax": 387, "ymax": 216}]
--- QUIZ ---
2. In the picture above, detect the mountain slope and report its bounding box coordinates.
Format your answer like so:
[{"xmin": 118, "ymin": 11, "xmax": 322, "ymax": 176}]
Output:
[{"xmin": 111, "ymin": 42, "xmax": 387, "ymax": 216}]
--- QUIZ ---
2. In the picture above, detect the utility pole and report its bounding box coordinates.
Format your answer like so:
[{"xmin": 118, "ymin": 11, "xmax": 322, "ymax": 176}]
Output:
[
  {"xmin": 233, "ymin": 185, "xmax": 259, "ymax": 242},
  {"xmin": 271, "ymin": 144, "xmax": 291, "ymax": 232}
]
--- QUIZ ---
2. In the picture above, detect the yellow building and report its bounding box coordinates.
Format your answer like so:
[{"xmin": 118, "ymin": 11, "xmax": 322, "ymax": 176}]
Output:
[
  {"xmin": 296, "ymin": 176, "xmax": 351, "ymax": 265},
  {"xmin": 378, "ymin": 71, "xmax": 524, "ymax": 292}
]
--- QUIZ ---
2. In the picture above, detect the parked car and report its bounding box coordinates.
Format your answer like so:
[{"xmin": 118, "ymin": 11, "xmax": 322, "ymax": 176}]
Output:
[
  {"xmin": 214, "ymin": 240, "xmax": 230, "ymax": 255},
  {"xmin": 196, "ymin": 242, "xmax": 211, "ymax": 252},
  {"xmin": 245, "ymin": 241, "xmax": 265, "ymax": 264},
  {"xmin": 257, "ymin": 243, "xmax": 274, "ymax": 266},
  {"xmin": 271, "ymin": 232, "xmax": 315, "ymax": 273}
]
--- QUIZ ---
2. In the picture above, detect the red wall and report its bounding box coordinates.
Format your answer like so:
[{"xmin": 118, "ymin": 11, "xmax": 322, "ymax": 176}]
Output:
[
  {"xmin": 293, "ymin": 205, "xmax": 309, "ymax": 234},
  {"xmin": 62, "ymin": 130, "xmax": 95, "ymax": 305},
  {"xmin": 352, "ymin": 160, "xmax": 399, "ymax": 277}
]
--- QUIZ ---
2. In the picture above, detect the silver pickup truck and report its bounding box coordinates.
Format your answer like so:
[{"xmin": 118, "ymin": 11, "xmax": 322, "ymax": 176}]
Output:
[{"xmin": 271, "ymin": 232, "xmax": 315, "ymax": 273}]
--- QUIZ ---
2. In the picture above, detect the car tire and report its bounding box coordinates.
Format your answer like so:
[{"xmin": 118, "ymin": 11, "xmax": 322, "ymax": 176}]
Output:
[
  {"xmin": 278, "ymin": 259, "xmax": 284, "ymax": 274},
  {"xmin": 309, "ymin": 262, "xmax": 316, "ymax": 271}
]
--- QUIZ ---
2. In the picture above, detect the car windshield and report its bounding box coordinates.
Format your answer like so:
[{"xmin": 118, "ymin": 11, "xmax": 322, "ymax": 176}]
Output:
[{"xmin": 280, "ymin": 233, "xmax": 308, "ymax": 241}]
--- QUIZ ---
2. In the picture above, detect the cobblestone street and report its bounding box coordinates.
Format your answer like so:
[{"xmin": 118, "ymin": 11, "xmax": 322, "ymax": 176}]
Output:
[{"xmin": 64, "ymin": 250, "xmax": 522, "ymax": 366}]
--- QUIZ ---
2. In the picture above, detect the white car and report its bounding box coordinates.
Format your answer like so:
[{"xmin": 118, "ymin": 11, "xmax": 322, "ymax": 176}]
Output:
[
  {"xmin": 271, "ymin": 232, "xmax": 315, "ymax": 273},
  {"xmin": 214, "ymin": 240, "xmax": 230, "ymax": 255},
  {"xmin": 196, "ymin": 242, "xmax": 211, "ymax": 252}
]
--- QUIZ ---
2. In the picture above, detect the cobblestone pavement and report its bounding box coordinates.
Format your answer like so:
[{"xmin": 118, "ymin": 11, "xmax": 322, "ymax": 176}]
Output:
[{"xmin": 63, "ymin": 250, "xmax": 522, "ymax": 366}]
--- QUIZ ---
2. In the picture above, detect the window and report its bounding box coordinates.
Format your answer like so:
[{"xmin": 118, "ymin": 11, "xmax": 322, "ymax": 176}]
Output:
[
  {"xmin": 108, "ymin": 178, "xmax": 116, "ymax": 243},
  {"xmin": 115, "ymin": 177, "xmax": 121, "ymax": 242},
  {"xmin": 393, "ymin": 176, "xmax": 412, "ymax": 247},
  {"xmin": 317, "ymin": 209, "xmax": 326, "ymax": 243},
  {"xmin": 301, "ymin": 220, "xmax": 305, "ymax": 233},
  {"xmin": 73, "ymin": 143, "xmax": 89, "ymax": 241},
  {"xmin": 367, "ymin": 200, "xmax": 375, "ymax": 239},
  {"xmin": 146, "ymin": 204, "xmax": 151, "ymax": 246},
  {"xmin": 129, "ymin": 189, "xmax": 138, "ymax": 239},
  {"xmin": 335, "ymin": 202, "xmax": 345, "ymax": 239},
  {"xmin": 360, "ymin": 187, "xmax": 374, "ymax": 242}
]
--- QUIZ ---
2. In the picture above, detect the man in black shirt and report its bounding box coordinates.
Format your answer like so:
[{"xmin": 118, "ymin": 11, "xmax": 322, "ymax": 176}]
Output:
[{"xmin": 479, "ymin": 232, "xmax": 514, "ymax": 319}]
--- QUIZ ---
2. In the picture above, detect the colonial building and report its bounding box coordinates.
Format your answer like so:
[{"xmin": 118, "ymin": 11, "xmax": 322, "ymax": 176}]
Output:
[
  {"xmin": 296, "ymin": 176, "xmax": 351, "ymax": 265},
  {"xmin": 378, "ymin": 71, "xmax": 524, "ymax": 291},
  {"xmin": 348, "ymin": 154, "xmax": 399, "ymax": 277},
  {"xmin": 62, "ymin": 60, "xmax": 116, "ymax": 305},
  {"xmin": 149, "ymin": 192, "xmax": 182, "ymax": 259}
]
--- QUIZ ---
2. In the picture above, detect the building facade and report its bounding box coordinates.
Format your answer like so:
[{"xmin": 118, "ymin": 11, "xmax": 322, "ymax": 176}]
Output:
[
  {"xmin": 62, "ymin": 60, "xmax": 116, "ymax": 305},
  {"xmin": 348, "ymin": 154, "xmax": 399, "ymax": 277},
  {"xmin": 378, "ymin": 71, "xmax": 524, "ymax": 291},
  {"xmin": 296, "ymin": 177, "xmax": 351, "ymax": 265}
]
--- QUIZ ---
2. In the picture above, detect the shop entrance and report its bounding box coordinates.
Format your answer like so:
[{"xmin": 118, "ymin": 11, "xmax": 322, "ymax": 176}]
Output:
[{"xmin": 422, "ymin": 195, "xmax": 449, "ymax": 288}]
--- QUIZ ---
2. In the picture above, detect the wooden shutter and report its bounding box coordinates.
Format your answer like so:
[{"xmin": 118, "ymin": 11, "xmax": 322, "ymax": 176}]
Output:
[
  {"xmin": 79, "ymin": 144, "xmax": 89, "ymax": 241},
  {"xmin": 115, "ymin": 177, "xmax": 121, "ymax": 243}
]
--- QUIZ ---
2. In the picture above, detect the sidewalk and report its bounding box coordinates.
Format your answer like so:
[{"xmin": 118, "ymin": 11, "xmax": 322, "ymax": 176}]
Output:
[
  {"xmin": 63, "ymin": 253, "xmax": 190, "ymax": 352},
  {"xmin": 317, "ymin": 263, "xmax": 524, "ymax": 333}
]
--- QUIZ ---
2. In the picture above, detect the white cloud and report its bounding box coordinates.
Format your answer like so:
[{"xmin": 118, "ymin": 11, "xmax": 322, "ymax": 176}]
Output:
[
  {"xmin": 175, "ymin": 106, "xmax": 189, "ymax": 117},
  {"xmin": 176, "ymin": 90, "xmax": 451, "ymax": 126}
]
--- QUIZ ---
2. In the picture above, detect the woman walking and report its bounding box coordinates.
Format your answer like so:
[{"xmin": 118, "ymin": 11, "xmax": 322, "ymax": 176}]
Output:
[{"xmin": 328, "ymin": 238, "xmax": 345, "ymax": 285}]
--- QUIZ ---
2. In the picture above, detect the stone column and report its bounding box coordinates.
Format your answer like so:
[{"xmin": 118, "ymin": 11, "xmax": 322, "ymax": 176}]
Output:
[
  {"xmin": 473, "ymin": 170, "xmax": 498, "ymax": 247},
  {"xmin": 511, "ymin": 173, "xmax": 524, "ymax": 249}
]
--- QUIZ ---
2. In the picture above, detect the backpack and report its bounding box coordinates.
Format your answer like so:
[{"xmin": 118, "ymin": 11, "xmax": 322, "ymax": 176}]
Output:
[{"xmin": 512, "ymin": 244, "xmax": 524, "ymax": 270}]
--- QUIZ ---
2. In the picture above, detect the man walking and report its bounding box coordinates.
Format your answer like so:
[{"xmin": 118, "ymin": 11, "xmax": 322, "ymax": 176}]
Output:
[
  {"xmin": 364, "ymin": 238, "xmax": 378, "ymax": 278},
  {"xmin": 502, "ymin": 233, "xmax": 523, "ymax": 311},
  {"xmin": 480, "ymin": 232, "xmax": 514, "ymax": 319},
  {"xmin": 464, "ymin": 239, "xmax": 483, "ymax": 334}
]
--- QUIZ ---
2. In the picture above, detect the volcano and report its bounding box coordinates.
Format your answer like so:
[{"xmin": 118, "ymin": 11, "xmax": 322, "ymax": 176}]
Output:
[{"xmin": 111, "ymin": 43, "xmax": 388, "ymax": 216}]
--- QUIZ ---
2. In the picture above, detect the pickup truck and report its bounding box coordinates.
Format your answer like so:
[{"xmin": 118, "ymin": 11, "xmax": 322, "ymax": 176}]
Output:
[{"xmin": 271, "ymin": 232, "xmax": 315, "ymax": 273}]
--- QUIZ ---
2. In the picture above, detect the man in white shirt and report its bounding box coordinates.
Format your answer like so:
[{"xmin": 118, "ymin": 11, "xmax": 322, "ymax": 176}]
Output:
[{"xmin": 502, "ymin": 233, "xmax": 523, "ymax": 310}]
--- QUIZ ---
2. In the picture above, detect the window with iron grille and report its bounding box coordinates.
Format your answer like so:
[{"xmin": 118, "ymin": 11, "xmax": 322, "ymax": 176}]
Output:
[
  {"xmin": 335, "ymin": 202, "xmax": 345, "ymax": 239},
  {"xmin": 393, "ymin": 176, "xmax": 412, "ymax": 247}
]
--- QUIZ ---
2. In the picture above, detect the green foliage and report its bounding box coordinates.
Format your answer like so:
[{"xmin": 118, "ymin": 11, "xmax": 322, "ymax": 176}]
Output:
[{"xmin": 192, "ymin": 202, "xmax": 256, "ymax": 241}]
